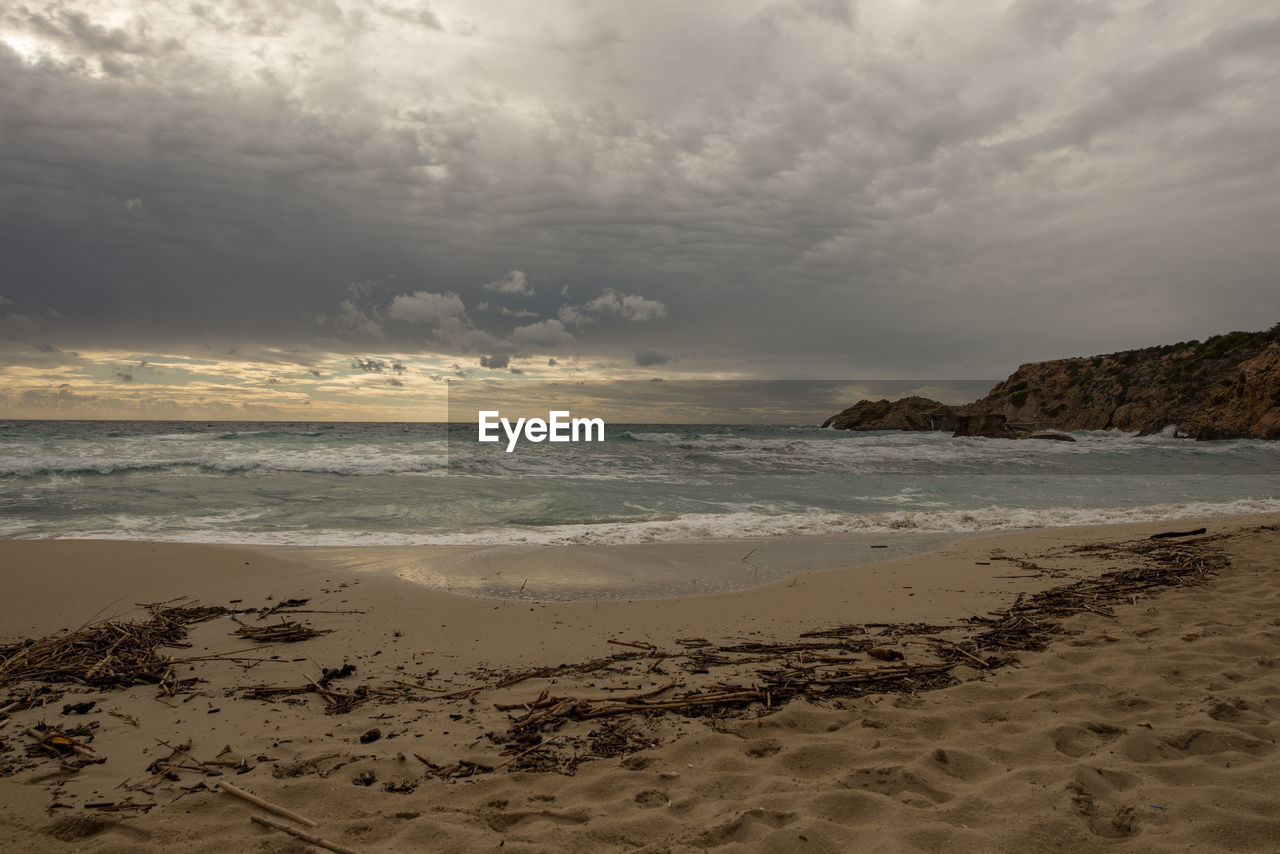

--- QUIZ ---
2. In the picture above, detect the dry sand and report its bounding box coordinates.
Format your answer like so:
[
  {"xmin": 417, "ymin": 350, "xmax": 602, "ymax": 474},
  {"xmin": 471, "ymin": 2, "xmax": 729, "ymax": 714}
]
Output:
[{"xmin": 1, "ymin": 513, "xmax": 1278, "ymax": 852}]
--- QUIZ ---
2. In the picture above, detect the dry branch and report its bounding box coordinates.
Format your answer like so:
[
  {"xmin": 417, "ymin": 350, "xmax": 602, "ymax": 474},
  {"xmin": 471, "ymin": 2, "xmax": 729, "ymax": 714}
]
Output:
[
  {"xmin": 219, "ymin": 780, "xmax": 318, "ymax": 827},
  {"xmin": 249, "ymin": 814, "xmax": 360, "ymax": 854}
]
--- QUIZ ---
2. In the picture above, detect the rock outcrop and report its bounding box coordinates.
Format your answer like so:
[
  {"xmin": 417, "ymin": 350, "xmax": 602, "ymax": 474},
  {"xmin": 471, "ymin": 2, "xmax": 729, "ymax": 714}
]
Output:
[
  {"xmin": 951, "ymin": 413, "xmax": 1075, "ymax": 441},
  {"xmin": 824, "ymin": 325, "xmax": 1280, "ymax": 440},
  {"xmin": 821, "ymin": 396, "xmax": 959, "ymax": 431}
]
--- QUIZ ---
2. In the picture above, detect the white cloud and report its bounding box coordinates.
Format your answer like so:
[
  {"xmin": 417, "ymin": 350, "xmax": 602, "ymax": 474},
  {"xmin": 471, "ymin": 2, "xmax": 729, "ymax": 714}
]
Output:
[
  {"xmin": 557, "ymin": 304, "xmax": 587, "ymax": 327},
  {"xmin": 333, "ymin": 300, "xmax": 383, "ymax": 338},
  {"xmin": 510, "ymin": 318, "xmax": 573, "ymax": 350},
  {"xmin": 573, "ymin": 290, "xmax": 670, "ymax": 323},
  {"xmin": 482, "ymin": 270, "xmax": 532, "ymax": 296},
  {"xmin": 387, "ymin": 290, "xmax": 466, "ymax": 324}
]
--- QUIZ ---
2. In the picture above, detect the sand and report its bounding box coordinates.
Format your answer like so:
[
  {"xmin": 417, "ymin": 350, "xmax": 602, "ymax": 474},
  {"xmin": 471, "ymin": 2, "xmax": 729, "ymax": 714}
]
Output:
[{"xmin": 1, "ymin": 513, "xmax": 1278, "ymax": 852}]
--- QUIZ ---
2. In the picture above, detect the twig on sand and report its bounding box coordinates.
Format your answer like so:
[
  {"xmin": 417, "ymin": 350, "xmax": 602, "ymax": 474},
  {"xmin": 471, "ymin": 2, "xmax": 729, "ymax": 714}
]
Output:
[
  {"xmin": 492, "ymin": 733, "xmax": 565, "ymax": 771},
  {"xmin": 607, "ymin": 639, "xmax": 654, "ymax": 650},
  {"xmin": 249, "ymin": 814, "xmax": 360, "ymax": 854},
  {"xmin": 218, "ymin": 780, "xmax": 317, "ymax": 827}
]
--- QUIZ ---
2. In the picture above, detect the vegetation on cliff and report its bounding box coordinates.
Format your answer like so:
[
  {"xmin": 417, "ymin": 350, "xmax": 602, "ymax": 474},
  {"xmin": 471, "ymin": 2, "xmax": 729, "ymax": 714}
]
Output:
[{"xmin": 823, "ymin": 324, "xmax": 1280, "ymax": 439}]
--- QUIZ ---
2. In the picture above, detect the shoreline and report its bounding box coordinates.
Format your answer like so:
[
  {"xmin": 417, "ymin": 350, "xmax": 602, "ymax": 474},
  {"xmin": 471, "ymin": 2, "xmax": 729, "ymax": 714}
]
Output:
[
  {"xmin": 1, "ymin": 511, "xmax": 1278, "ymax": 851},
  {"xmin": 251, "ymin": 530, "xmax": 981, "ymax": 601},
  {"xmin": 7, "ymin": 503, "xmax": 1280, "ymax": 607}
]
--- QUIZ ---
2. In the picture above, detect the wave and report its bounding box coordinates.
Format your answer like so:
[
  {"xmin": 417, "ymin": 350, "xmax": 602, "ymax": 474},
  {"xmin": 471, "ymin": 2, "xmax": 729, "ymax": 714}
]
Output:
[
  {"xmin": 0, "ymin": 454, "xmax": 450, "ymax": 477},
  {"xmin": 15, "ymin": 497, "xmax": 1280, "ymax": 547}
]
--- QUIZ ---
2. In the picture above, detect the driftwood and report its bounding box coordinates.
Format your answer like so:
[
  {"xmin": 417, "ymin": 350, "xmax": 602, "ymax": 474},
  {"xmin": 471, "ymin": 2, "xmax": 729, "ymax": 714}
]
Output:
[
  {"xmin": 219, "ymin": 780, "xmax": 317, "ymax": 827},
  {"xmin": 492, "ymin": 734, "xmax": 565, "ymax": 771},
  {"xmin": 437, "ymin": 533, "xmax": 1234, "ymax": 761},
  {"xmin": 234, "ymin": 621, "xmax": 330, "ymax": 643},
  {"xmin": 250, "ymin": 814, "xmax": 360, "ymax": 854},
  {"xmin": 0, "ymin": 602, "xmax": 227, "ymax": 690},
  {"xmin": 1150, "ymin": 527, "xmax": 1207, "ymax": 539},
  {"xmin": 0, "ymin": 530, "xmax": 1242, "ymax": 786}
]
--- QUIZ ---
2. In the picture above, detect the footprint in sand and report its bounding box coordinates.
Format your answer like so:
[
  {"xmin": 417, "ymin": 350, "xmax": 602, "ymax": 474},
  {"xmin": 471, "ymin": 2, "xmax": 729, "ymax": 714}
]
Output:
[
  {"xmin": 1066, "ymin": 769, "xmax": 1142, "ymax": 839},
  {"xmin": 1051, "ymin": 721, "xmax": 1127, "ymax": 758},
  {"xmin": 44, "ymin": 817, "xmax": 151, "ymax": 844},
  {"xmin": 1117, "ymin": 726, "xmax": 1272, "ymax": 763},
  {"xmin": 634, "ymin": 789, "xmax": 669, "ymax": 808},
  {"xmin": 838, "ymin": 766, "xmax": 952, "ymax": 805},
  {"xmin": 744, "ymin": 738, "xmax": 782, "ymax": 758},
  {"xmin": 688, "ymin": 808, "xmax": 796, "ymax": 848},
  {"xmin": 1206, "ymin": 698, "xmax": 1250, "ymax": 722}
]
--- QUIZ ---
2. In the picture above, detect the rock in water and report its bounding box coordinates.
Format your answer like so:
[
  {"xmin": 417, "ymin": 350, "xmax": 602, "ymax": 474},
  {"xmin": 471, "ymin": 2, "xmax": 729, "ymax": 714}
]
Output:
[{"xmin": 822, "ymin": 397, "xmax": 959, "ymax": 431}]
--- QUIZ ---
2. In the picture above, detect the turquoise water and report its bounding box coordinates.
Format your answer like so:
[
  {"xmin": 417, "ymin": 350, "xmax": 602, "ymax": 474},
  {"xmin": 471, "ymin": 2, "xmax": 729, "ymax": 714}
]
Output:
[{"xmin": 1, "ymin": 420, "xmax": 1278, "ymax": 545}]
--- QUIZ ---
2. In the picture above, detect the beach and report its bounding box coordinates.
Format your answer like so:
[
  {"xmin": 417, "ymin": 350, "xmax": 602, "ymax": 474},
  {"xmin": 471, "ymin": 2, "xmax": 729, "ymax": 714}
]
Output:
[{"xmin": 2, "ymin": 512, "xmax": 1279, "ymax": 852}]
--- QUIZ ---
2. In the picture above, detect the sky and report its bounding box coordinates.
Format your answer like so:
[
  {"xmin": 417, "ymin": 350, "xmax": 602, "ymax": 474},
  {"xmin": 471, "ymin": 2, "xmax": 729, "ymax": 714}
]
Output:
[{"xmin": 1, "ymin": 0, "xmax": 1278, "ymax": 421}]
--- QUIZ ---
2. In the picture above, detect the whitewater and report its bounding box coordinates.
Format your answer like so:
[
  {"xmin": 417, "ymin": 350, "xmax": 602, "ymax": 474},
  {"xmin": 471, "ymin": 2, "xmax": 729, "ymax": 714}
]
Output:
[{"xmin": 1, "ymin": 420, "xmax": 1278, "ymax": 546}]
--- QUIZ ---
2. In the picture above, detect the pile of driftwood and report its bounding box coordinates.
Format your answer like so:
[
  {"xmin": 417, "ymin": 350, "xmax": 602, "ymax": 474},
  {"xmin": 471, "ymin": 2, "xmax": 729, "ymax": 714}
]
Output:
[
  {"xmin": 234, "ymin": 620, "xmax": 330, "ymax": 644},
  {"xmin": 970, "ymin": 534, "xmax": 1229, "ymax": 653},
  {"xmin": 0, "ymin": 602, "xmax": 228, "ymax": 692},
  {"xmin": 0, "ymin": 529, "xmax": 1242, "ymax": 782},
  {"xmin": 408, "ymin": 530, "xmax": 1235, "ymax": 774}
]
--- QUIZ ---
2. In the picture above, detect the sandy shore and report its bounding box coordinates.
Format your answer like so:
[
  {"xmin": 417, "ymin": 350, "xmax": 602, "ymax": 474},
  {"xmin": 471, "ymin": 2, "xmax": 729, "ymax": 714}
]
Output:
[{"xmin": 2, "ymin": 513, "xmax": 1279, "ymax": 852}]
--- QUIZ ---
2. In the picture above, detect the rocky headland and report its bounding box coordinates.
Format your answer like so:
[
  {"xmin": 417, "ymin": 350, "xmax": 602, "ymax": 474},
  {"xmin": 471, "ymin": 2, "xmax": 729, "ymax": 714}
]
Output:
[{"xmin": 823, "ymin": 324, "xmax": 1280, "ymax": 440}]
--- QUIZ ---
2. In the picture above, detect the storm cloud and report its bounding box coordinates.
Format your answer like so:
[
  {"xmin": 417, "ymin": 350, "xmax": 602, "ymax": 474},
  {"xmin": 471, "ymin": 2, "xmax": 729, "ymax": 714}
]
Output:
[{"xmin": 2, "ymin": 1, "xmax": 1279, "ymax": 418}]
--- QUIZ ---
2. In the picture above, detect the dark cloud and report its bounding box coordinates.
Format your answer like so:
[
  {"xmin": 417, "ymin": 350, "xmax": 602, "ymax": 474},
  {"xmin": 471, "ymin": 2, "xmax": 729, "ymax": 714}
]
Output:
[
  {"xmin": 479, "ymin": 354, "xmax": 510, "ymax": 369},
  {"xmin": 0, "ymin": 2, "xmax": 1277, "ymax": 385},
  {"xmin": 351, "ymin": 357, "xmax": 405, "ymax": 373},
  {"xmin": 634, "ymin": 348, "xmax": 672, "ymax": 367}
]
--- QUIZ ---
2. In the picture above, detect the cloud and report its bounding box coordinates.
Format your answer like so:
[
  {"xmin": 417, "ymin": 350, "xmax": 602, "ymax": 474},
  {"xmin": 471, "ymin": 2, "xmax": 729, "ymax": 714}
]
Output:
[
  {"xmin": 582, "ymin": 290, "xmax": 667, "ymax": 322},
  {"xmin": 557, "ymin": 304, "xmax": 587, "ymax": 328},
  {"xmin": 559, "ymin": 290, "xmax": 668, "ymax": 327},
  {"xmin": 370, "ymin": 2, "xmax": 444, "ymax": 31},
  {"xmin": 0, "ymin": 2, "xmax": 1277, "ymax": 391},
  {"xmin": 387, "ymin": 291, "xmax": 466, "ymax": 324},
  {"xmin": 634, "ymin": 348, "xmax": 671, "ymax": 367},
  {"xmin": 0, "ymin": 311, "xmax": 41, "ymax": 340},
  {"xmin": 479, "ymin": 354, "xmax": 510, "ymax": 369},
  {"xmin": 332, "ymin": 301, "xmax": 383, "ymax": 338},
  {"xmin": 482, "ymin": 270, "xmax": 532, "ymax": 296},
  {"xmin": 352, "ymin": 357, "xmax": 406, "ymax": 373},
  {"xmin": 510, "ymin": 319, "xmax": 573, "ymax": 350}
]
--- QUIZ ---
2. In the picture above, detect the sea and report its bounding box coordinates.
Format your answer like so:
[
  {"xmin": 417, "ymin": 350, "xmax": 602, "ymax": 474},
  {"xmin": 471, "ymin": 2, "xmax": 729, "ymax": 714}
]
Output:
[{"xmin": 2, "ymin": 420, "xmax": 1279, "ymax": 546}]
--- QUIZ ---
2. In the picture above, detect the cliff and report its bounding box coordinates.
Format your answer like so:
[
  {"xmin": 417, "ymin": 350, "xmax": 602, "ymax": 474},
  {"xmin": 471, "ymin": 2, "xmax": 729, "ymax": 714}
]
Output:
[
  {"xmin": 824, "ymin": 325, "xmax": 1280, "ymax": 440},
  {"xmin": 820, "ymin": 396, "xmax": 959, "ymax": 431}
]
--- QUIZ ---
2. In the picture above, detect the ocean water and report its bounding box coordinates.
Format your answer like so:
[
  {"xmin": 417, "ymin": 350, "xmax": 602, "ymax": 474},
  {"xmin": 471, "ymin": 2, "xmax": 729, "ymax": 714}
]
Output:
[{"xmin": 1, "ymin": 420, "xmax": 1278, "ymax": 546}]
